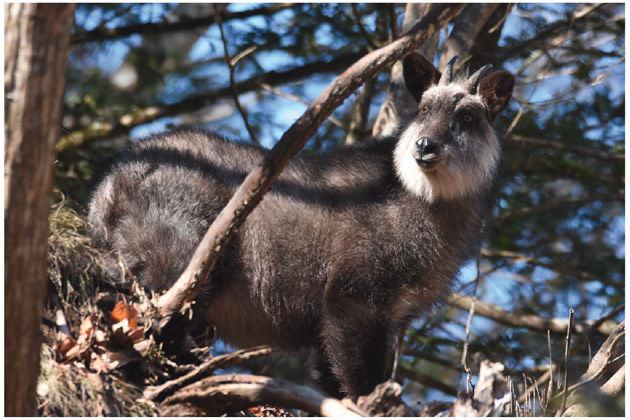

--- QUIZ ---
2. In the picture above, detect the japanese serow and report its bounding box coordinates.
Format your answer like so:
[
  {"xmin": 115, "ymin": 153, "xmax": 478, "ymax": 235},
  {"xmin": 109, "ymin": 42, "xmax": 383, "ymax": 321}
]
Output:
[{"xmin": 88, "ymin": 53, "xmax": 514, "ymax": 399}]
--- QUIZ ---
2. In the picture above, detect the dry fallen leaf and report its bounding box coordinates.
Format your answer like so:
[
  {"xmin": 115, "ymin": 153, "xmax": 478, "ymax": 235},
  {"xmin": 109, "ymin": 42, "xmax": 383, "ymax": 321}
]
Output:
[
  {"xmin": 53, "ymin": 334, "xmax": 77, "ymax": 355},
  {"xmin": 110, "ymin": 301, "xmax": 145, "ymax": 345},
  {"xmin": 109, "ymin": 301, "xmax": 138, "ymax": 329}
]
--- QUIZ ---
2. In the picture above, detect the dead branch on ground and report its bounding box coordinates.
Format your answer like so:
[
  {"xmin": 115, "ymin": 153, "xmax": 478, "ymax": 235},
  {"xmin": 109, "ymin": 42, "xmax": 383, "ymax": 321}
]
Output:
[
  {"xmin": 145, "ymin": 345, "xmax": 275, "ymax": 402},
  {"xmin": 160, "ymin": 373, "xmax": 365, "ymax": 417}
]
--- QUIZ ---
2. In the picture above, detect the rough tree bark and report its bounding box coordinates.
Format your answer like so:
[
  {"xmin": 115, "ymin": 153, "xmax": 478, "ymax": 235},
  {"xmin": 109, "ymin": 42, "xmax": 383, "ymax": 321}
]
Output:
[
  {"xmin": 561, "ymin": 321, "xmax": 625, "ymax": 416},
  {"xmin": 436, "ymin": 4, "xmax": 501, "ymax": 70},
  {"xmin": 4, "ymin": 3, "xmax": 75, "ymax": 416},
  {"xmin": 155, "ymin": 3, "xmax": 465, "ymax": 330}
]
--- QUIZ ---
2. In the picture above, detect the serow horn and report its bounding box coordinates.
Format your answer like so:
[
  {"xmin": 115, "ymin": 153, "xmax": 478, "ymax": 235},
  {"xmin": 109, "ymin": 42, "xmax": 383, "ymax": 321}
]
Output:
[
  {"xmin": 465, "ymin": 64, "xmax": 493, "ymax": 94},
  {"xmin": 438, "ymin": 55, "xmax": 460, "ymax": 85}
]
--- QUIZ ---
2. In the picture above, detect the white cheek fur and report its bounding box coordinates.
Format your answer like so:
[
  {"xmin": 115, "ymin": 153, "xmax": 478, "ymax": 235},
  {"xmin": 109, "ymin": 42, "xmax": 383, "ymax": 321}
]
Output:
[{"xmin": 394, "ymin": 121, "xmax": 500, "ymax": 202}]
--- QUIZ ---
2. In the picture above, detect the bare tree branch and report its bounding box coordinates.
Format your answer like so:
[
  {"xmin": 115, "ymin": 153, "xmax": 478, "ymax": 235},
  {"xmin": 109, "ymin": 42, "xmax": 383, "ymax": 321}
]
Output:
[
  {"xmin": 492, "ymin": 193, "xmax": 624, "ymax": 224},
  {"xmin": 495, "ymin": 3, "xmax": 606, "ymax": 65},
  {"xmin": 519, "ymin": 305, "xmax": 625, "ymax": 405},
  {"xmin": 344, "ymin": 68, "xmax": 376, "ymax": 145},
  {"xmin": 71, "ymin": 3, "xmax": 298, "ymax": 44},
  {"xmin": 160, "ymin": 373, "xmax": 365, "ymax": 417},
  {"xmin": 57, "ymin": 51, "xmax": 366, "ymax": 152},
  {"xmin": 479, "ymin": 248, "xmax": 624, "ymax": 288},
  {"xmin": 505, "ymin": 134, "xmax": 624, "ymax": 162},
  {"xmin": 145, "ymin": 345, "xmax": 275, "ymax": 402},
  {"xmin": 447, "ymin": 293, "xmax": 618, "ymax": 336},
  {"xmin": 154, "ymin": 3, "xmax": 465, "ymax": 329}
]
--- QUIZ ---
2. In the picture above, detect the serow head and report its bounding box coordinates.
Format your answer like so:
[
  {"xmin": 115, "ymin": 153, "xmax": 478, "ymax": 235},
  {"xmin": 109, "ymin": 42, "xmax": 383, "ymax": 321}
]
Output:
[{"xmin": 395, "ymin": 53, "xmax": 515, "ymax": 202}]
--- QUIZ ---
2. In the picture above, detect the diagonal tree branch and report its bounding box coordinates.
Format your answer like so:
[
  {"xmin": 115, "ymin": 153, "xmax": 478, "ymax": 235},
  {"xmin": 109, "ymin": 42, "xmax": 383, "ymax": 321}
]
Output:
[{"xmin": 155, "ymin": 3, "xmax": 465, "ymax": 328}]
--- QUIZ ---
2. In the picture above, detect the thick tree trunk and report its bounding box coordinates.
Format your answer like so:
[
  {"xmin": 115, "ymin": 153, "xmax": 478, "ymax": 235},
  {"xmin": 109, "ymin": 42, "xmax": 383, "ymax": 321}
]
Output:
[
  {"xmin": 4, "ymin": 3, "xmax": 74, "ymax": 416},
  {"xmin": 437, "ymin": 4, "xmax": 501, "ymax": 70}
]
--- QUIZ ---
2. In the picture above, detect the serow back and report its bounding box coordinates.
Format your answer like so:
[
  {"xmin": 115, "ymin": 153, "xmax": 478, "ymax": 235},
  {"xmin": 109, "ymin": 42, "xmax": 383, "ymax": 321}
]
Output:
[{"xmin": 88, "ymin": 53, "xmax": 514, "ymax": 399}]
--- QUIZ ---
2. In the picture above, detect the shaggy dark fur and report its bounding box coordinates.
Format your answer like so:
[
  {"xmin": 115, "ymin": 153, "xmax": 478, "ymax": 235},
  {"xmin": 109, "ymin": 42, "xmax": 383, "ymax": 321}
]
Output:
[{"xmin": 88, "ymin": 53, "xmax": 514, "ymax": 398}]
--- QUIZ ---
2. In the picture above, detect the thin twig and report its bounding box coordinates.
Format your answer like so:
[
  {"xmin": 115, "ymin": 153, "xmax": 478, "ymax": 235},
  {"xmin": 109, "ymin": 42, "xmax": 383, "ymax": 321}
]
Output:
[
  {"xmin": 508, "ymin": 376, "xmax": 517, "ymax": 416},
  {"xmin": 546, "ymin": 330, "xmax": 553, "ymax": 407},
  {"xmin": 349, "ymin": 3, "xmax": 379, "ymax": 50},
  {"xmin": 213, "ymin": 4, "xmax": 260, "ymax": 144},
  {"xmin": 522, "ymin": 373, "xmax": 529, "ymax": 415},
  {"xmin": 532, "ymin": 375, "xmax": 544, "ymax": 414},
  {"xmin": 461, "ymin": 300, "xmax": 475, "ymax": 392},
  {"xmin": 559, "ymin": 308, "xmax": 574, "ymax": 414},
  {"xmin": 459, "ymin": 253, "xmax": 481, "ymax": 392}
]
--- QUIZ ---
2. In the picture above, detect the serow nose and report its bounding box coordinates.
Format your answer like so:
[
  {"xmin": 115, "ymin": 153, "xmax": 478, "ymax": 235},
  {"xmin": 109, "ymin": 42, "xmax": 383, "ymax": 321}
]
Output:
[{"xmin": 415, "ymin": 137, "xmax": 439, "ymax": 159}]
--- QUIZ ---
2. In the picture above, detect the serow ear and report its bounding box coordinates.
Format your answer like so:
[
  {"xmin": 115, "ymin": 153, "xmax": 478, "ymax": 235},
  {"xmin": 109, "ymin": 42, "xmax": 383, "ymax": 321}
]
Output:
[
  {"xmin": 478, "ymin": 71, "xmax": 515, "ymax": 120},
  {"xmin": 403, "ymin": 53, "xmax": 441, "ymax": 103}
]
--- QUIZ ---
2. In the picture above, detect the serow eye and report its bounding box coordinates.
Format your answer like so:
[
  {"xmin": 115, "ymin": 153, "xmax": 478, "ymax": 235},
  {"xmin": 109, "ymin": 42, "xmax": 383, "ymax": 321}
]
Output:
[
  {"xmin": 462, "ymin": 113, "xmax": 472, "ymax": 123},
  {"xmin": 420, "ymin": 105, "xmax": 429, "ymax": 114}
]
